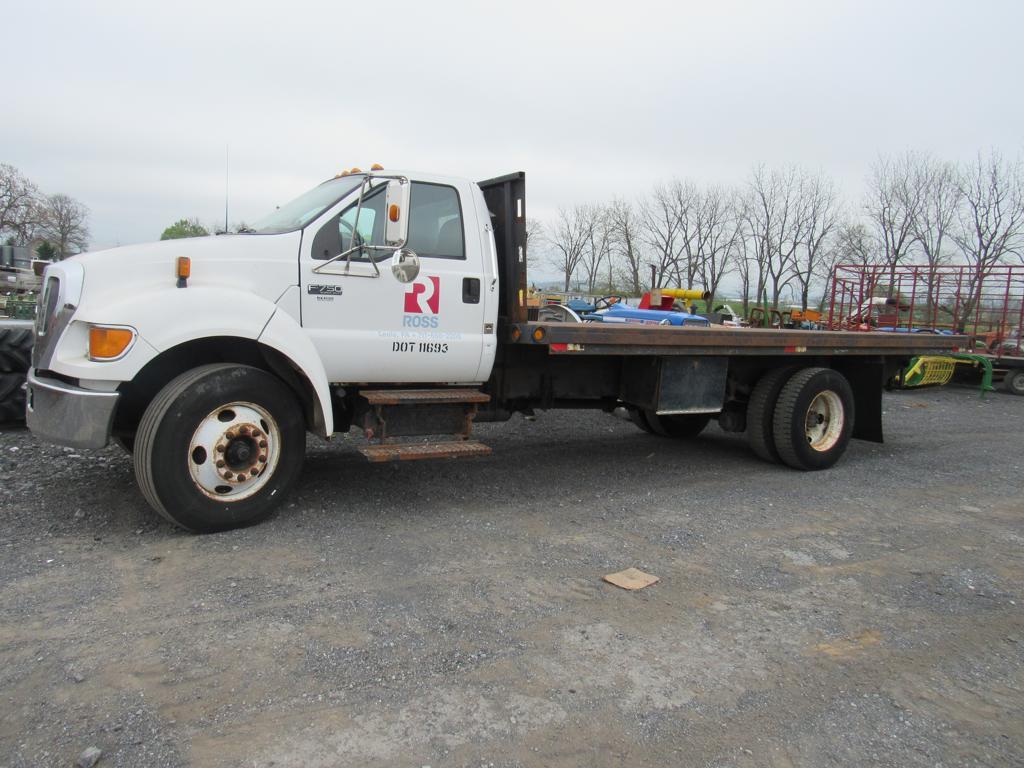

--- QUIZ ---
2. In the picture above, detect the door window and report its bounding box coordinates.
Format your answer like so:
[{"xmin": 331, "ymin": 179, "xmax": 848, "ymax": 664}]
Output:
[
  {"xmin": 312, "ymin": 181, "xmax": 464, "ymax": 261},
  {"xmin": 407, "ymin": 184, "xmax": 464, "ymax": 259}
]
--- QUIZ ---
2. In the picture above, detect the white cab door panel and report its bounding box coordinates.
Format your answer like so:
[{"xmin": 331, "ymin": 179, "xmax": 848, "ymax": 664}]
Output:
[{"xmin": 300, "ymin": 178, "xmax": 487, "ymax": 384}]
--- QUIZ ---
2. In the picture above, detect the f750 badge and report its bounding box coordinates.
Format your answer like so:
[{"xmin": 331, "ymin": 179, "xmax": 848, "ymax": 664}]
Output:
[{"xmin": 307, "ymin": 284, "xmax": 344, "ymax": 296}]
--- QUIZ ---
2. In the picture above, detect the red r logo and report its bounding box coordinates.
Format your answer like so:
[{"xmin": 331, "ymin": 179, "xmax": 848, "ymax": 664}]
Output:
[{"xmin": 404, "ymin": 276, "xmax": 440, "ymax": 314}]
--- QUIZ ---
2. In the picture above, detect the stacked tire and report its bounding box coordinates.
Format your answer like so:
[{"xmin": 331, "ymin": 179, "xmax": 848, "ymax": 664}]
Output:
[{"xmin": 0, "ymin": 322, "xmax": 33, "ymax": 426}]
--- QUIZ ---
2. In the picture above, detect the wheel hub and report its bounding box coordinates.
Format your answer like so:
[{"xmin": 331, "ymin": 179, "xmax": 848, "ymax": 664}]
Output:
[
  {"xmin": 189, "ymin": 403, "xmax": 280, "ymax": 501},
  {"xmin": 215, "ymin": 424, "xmax": 268, "ymax": 482},
  {"xmin": 804, "ymin": 390, "xmax": 844, "ymax": 452}
]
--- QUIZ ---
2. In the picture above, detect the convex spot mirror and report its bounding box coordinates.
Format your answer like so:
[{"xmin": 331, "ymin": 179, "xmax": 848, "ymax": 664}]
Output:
[
  {"xmin": 391, "ymin": 248, "xmax": 420, "ymax": 283},
  {"xmin": 384, "ymin": 178, "xmax": 411, "ymax": 247}
]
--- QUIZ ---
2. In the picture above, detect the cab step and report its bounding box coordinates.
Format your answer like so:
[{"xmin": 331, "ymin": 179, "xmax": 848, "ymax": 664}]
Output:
[
  {"xmin": 360, "ymin": 388, "xmax": 490, "ymax": 406},
  {"xmin": 359, "ymin": 439, "xmax": 492, "ymax": 463},
  {"xmin": 358, "ymin": 388, "xmax": 490, "ymax": 441}
]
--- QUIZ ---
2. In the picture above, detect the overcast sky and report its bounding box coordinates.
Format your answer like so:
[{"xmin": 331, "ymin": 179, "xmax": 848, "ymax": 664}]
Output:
[{"xmin": 5, "ymin": 0, "xmax": 1022, "ymax": 279}]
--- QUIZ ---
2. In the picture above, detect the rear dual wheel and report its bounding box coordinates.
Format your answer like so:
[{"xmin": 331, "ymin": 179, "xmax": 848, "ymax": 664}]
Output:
[
  {"xmin": 134, "ymin": 364, "xmax": 306, "ymax": 532},
  {"xmin": 747, "ymin": 366, "xmax": 854, "ymax": 470}
]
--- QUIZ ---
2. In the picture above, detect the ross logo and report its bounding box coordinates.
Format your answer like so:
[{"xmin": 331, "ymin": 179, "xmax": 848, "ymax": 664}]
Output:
[{"xmin": 404, "ymin": 276, "xmax": 440, "ymax": 314}]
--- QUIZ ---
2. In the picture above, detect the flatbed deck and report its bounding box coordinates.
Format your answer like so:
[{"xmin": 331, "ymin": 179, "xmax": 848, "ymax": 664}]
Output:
[{"xmin": 508, "ymin": 322, "xmax": 968, "ymax": 357}]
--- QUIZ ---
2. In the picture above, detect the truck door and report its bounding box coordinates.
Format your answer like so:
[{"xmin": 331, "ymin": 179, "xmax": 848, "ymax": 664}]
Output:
[{"xmin": 300, "ymin": 179, "xmax": 488, "ymax": 384}]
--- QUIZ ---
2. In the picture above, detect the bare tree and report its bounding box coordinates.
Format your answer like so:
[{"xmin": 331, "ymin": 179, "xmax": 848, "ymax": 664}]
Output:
[
  {"xmin": 547, "ymin": 206, "xmax": 595, "ymax": 292},
  {"xmin": 525, "ymin": 218, "xmax": 544, "ymax": 268},
  {"xmin": 607, "ymin": 198, "xmax": 644, "ymax": 294},
  {"xmin": 693, "ymin": 185, "xmax": 741, "ymax": 308},
  {"xmin": 640, "ymin": 183, "xmax": 682, "ymax": 288},
  {"xmin": 40, "ymin": 193, "xmax": 90, "ymax": 258},
  {"xmin": 744, "ymin": 165, "xmax": 805, "ymax": 309},
  {"xmin": 791, "ymin": 172, "xmax": 839, "ymax": 312},
  {"xmin": 907, "ymin": 153, "xmax": 962, "ymax": 319},
  {"xmin": 671, "ymin": 180, "xmax": 701, "ymax": 289},
  {"xmin": 951, "ymin": 151, "xmax": 1024, "ymax": 329},
  {"xmin": 0, "ymin": 164, "xmax": 41, "ymax": 244},
  {"xmin": 580, "ymin": 205, "xmax": 612, "ymax": 293},
  {"xmin": 815, "ymin": 219, "xmax": 881, "ymax": 316},
  {"xmin": 909, "ymin": 154, "xmax": 961, "ymax": 268},
  {"xmin": 865, "ymin": 153, "xmax": 922, "ymax": 283}
]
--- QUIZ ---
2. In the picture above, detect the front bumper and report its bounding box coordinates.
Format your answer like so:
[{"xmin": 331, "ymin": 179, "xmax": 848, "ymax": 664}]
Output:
[{"xmin": 25, "ymin": 370, "xmax": 120, "ymax": 449}]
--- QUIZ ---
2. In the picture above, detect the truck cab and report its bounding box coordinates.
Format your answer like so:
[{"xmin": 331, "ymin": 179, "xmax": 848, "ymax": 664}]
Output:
[{"xmin": 26, "ymin": 169, "xmax": 515, "ymax": 530}]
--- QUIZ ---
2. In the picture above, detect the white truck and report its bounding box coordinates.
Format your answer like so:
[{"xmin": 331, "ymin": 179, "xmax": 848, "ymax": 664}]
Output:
[{"xmin": 26, "ymin": 169, "xmax": 962, "ymax": 532}]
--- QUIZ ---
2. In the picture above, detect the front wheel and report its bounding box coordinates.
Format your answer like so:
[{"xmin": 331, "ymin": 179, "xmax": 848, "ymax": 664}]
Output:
[
  {"xmin": 134, "ymin": 364, "xmax": 306, "ymax": 532},
  {"xmin": 772, "ymin": 367, "xmax": 854, "ymax": 470}
]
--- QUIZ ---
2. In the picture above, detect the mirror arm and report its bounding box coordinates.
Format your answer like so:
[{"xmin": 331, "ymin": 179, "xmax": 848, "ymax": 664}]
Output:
[
  {"xmin": 310, "ymin": 173, "xmax": 409, "ymax": 276},
  {"xmin": 312, "ymin": 243, "xmax": 392, "ymax": 275}
]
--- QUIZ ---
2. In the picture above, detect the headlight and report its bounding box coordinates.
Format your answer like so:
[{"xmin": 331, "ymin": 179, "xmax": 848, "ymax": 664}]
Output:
[{"xmin": 88, "ymin": 325, "xmax": 136, "ymax": 361}]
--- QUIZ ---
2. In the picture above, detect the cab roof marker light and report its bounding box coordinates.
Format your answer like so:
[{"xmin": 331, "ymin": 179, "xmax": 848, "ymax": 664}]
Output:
[
  {"xmin": 371, "ymin": 163, "xmax": 384, "ymax": 171},
  {"xmin": 176, "ymin": 257, "xmax": 190, "ymax": 288}
]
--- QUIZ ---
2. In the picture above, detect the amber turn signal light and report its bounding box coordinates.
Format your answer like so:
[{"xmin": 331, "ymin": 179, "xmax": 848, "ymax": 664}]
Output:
[
  {"xmin": 89, "ymin": 326, "xmax": 135, "ymax": 360},
  {"xmin": 532, "ymin": 327, "xmax": 546, "ymax": 342},
  {"xmin": 388, "ymin": 204, "xmax": 400, "ymax": 223}
]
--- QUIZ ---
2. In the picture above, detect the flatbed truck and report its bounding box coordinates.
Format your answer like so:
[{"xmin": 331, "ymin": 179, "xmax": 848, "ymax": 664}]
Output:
[{"xmin": 25, "ymin": 170, "xmax": 963, "ymax": 531}]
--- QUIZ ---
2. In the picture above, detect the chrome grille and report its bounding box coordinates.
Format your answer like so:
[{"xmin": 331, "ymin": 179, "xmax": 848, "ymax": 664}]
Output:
[{"xmin": 37, "ymin": 276, "xmax": 60, "ymax": 336}]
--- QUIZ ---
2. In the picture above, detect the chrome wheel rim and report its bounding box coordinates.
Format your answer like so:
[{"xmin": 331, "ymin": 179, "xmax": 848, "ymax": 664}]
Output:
[
  {"xmin": 188, "ymin": 401, "xmax": 280, "ymax": 501},
  {"xmin": 804, "ymin": 390, "xmax": 843, "ymax": 452}
]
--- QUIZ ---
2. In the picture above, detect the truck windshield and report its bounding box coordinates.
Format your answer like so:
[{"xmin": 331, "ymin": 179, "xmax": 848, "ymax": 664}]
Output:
[{"xmin": 249, "ymin": 176, "xmax": 363, "ymax": 234}]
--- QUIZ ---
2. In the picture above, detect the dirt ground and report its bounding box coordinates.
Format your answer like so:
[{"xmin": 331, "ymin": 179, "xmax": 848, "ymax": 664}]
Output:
[{"xmin": 1, "ymin": 386, "xmax": 1022, "ymax": 767}]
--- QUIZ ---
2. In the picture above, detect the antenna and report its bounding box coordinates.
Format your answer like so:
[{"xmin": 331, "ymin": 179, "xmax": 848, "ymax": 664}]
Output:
[{"xmin": 224, "ymin": 144, "xmax": 229, "ymax": 234}]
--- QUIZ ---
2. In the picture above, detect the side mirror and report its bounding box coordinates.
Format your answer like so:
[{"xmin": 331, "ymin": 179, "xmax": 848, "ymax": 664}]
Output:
[
  {"xmin": 384, "ymin": 178, "xmax": 411, "ymax": 247},
  {"xmin": 390, "ymin": 248, "xmax": 420, "ymax": 283}
]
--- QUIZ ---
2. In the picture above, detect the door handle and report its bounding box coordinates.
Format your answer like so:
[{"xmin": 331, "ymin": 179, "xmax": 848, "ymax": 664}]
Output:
[{"xmin": 462, "ymin": 277, "xmax": 481, "ymax": 304}]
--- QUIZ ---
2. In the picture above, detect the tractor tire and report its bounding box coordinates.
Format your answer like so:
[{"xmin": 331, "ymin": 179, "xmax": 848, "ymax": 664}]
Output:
[
  {"xmin": 0, "ymin": 372, "xmax": 26, "ymax": 425},
  {"xmin": 134, "ymin": 364, "xmax": 306, "ymax": 532},
  {"xmin": 1002, "ymin": 368, "xmax": 1024, "ymax": 396},
  {"xmin": 745, "ymin": 366, "xmax": 798, "ymax": 463},
  {"xmin": 772, "ymin": 367, "xmax": 855, "ymax": 471},
  {"xmin": 0, "ymin": 325, "xmax": 33, "ymax": 373},
  {"xmin": 0, "ymin": 324, "xmax": 33, "ymax": 426}
]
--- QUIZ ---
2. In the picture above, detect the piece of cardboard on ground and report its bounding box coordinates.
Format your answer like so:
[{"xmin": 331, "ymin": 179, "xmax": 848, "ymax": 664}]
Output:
[{"xmin": 603, "ymin": 567, "xmax": 659, "ymax": 590}]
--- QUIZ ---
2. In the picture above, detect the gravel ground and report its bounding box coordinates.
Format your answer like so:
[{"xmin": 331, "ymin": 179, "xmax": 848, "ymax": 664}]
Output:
[{"xmin": 1, "ymin": 386, "xmax": 1022, "ymax": 767}]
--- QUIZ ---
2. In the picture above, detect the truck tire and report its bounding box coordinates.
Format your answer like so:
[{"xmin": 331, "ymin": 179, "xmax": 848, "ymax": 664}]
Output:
[
  {"xmin": 1002, "ymin": 369, "xmax": 1024, "ymax": 396},
  {"xmin": 628, "ymin": 408, "xmax": 657, "ymax": 434},
  {"xmin": 0, "ymin": 324, "xmax": 33, "ymax": 425},
  {"xmin": 134, "ymin": 364, "xmax": 306, "ymax": 532},
  {"xmin": 746, "ymin": 366, "xmax": 797, "ymax": 462},
  {"xmin": 772, "ymin": 367, "xmax": 854, "ymax": 471},
  {"xmin": 639, "ymin": 410, "xmax": 712, "ymax": 438}
]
